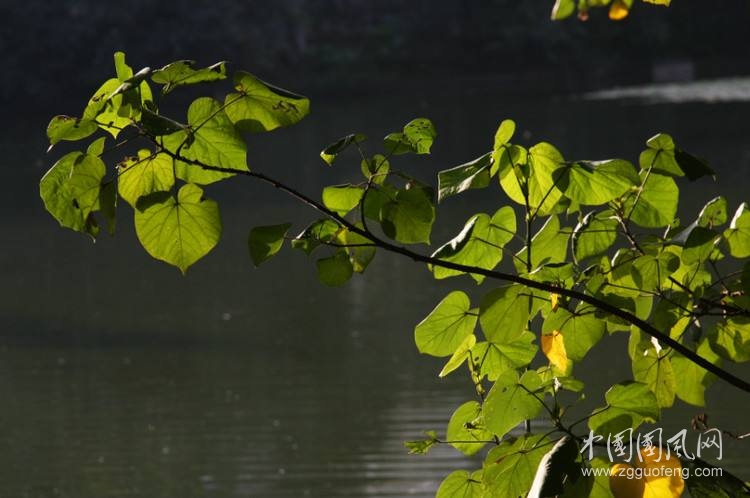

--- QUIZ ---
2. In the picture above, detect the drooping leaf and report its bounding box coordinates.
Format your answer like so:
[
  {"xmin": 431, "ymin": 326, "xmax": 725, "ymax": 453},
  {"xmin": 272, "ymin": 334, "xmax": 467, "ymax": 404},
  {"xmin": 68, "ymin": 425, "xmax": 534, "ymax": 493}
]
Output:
[
  {"xmin": 554, "ymin": 159, "xmax": 640, "ymax": 206},
  {"xmin": 380, "ymin": 185, "xmax": 435, "ymax": 244},
  {"xmin": 436, "ymin": 470, "xmax": 483, "ymax": 498},
  {"xmin": 542, "ymin": 330, "xmax": 570, "ymax": 372},
  {"xmin": 674, "ymin": 148, "xmax": 715, "ymax": 181},
  {"xmin": 573, "ymin": 210, "xmax": 619, "ymax": 262},
  {"xmin": 483, "ymin": 369, "xmax": 544, "ymax": 438},
  {"xmin": 440, "ymin": 333, "xmax": 477, "ymax": 378},
  {"xmin": 437, "ymin": 152, "xmax": 492, "ymax": 202},
  {"xmin": 483, "ymin": 434, "xmax": 550, "ymax": 498},
  {"xmin": 627, "ymin": 172, "xmax": 679, "ymax": 228},
  {"xmin": 471, "ymin": 332, "xmax": 538, "ymax": 381},
  {"xmin": 639, "ymin": 133, "xmax": 683, "ymax": 177},
  {"xmin": 151, "ymin": 60, "xmax": 227, "ymax": 94},
  {"xmin": 117, "ymin": 150, "xmax": 174, "ymax": 207},
  {"xmin": 134, "ymin": 183, "xmax": 221, "ymax": 274},
  {"xmin": 431, "ymin": 206, "xmax": 516, "ymax": 283},
  {"xmin": 446, "ymin": 401, "xmax": 492, "ymax": 456},
  {"xmin": 321, "ymin": 184, "xmax": 365, "ymax": 216},
  {"xmin": 319, "ymin": 133, "xmax": 366, "ymax": 166},
  {"xmin": 414, "ymin": 291, "xmax": 477, "ymax": 357},
  {"xmin": 46, "ymin": 115, "xmax": 98, "ymax": 148},
  {"xmin": 248, "ymin": 223, "xmax": 292, "ymax": 266},
  {"xmin": 161, "ymin": 97, "xmax": 248, "ymax": 184},
  {"xmin": 588, "ymin": 382, "xmax": 660, "ymax": 437},
  {"xmin": 316, "ymin": 249, "xmax": 354, "ymax": 287},
  {"xmin": 40, "ymin": 151, "xmax": 106, "ymax": 234},
  {"xmin": 405, "ymin": 430, "xmax": 439, "ymax": 455},
  {"xmin": 724, "ymin": 203, "xmax": 750, "ymax": 258},
  {"xmin": 224, "ymin": 71, "xmax": 310, "ymax": 132},
  {"xmin": 542, "ymin": 305, "xmax": 605, "ymax": 362}
]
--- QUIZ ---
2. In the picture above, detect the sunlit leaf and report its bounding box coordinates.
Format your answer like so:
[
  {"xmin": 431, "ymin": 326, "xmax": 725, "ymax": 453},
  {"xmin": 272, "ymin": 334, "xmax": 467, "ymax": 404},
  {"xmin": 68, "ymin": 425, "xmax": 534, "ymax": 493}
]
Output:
[
  {"xmin": 405, "ymin": 430, "xmax": 439, "ymax": 455},
  {"xmin": 631, "ymin": 337, "xmax": 676, "ymax": 408},
  {"xmin": 639, "ymin": 133, "xmax": 683, "ymax": 177},
  {"xmin": 134, "ymin": 183, "xmax": 221, "ymax": 273},
  {"xmin": 499, "ymin": 142, "xmax": 565, "ymax": 216},
  {"xmin": 483, "ymin": 434, "xmax": 550, "ymax": 498},
  {"xmin": 40, "ymin": 152, "xmax": 105, "ymax": 234},
  {"xmin": 291, "ymin": 219, "xmax": 342, "ymax": 255},
  {"xmin": 724, "ymin": 203, "xmax": 750, "ymax": 258},
  {"xmin": 162, "ymin": 97, "xmax": 248, "ymax": 184},
  {"xmin": 551, "ymin": 0, "xmax": 576, "ymax": 19},
  {"xmin": 608, "ymin": 0, "xmax": 630, "ymax": 20},
  {"xmin": 383, "ymin": 118, "xmax": 437, "ymax": 155},
  {"xmin": 224, "ymin": 71, "xmax": 310, "ymax": 132},
  {"xmin": 698, "ymin": 196, "xmax": 728, "ymax": 228},
  {"xmin": 471, "ymin": 332, "xmax": 538, "ymax": 381},
  {"xmin": 483, "ymin": 369, "xmax": 543, "ymax": 438},
  {"xmin": 380, "ymin": 185, "xmax": 435, "ymax": 244},
  {"xmin": 437, "ymin": 152, "xmax": 492, "ymax": 202},
  {"xmin": 542, "ymin": 305, "xmax": 605, "ymax": 362},
  {"xmin": 320, "ymin": 133, "xmax": 366, "ymax": 166},
  {"xmin": 542, "ymin": 330, "xmax": 570, "ymax": 372},
  {"xmin": 712, "ymin": 317, "xmax": 750, "ymax": 362},
  {"xmin": 151, "ymin": 60, "xmax": 227, "ymax": 94},
  {"xmin": 431, "ymin": 206, "xmax": 516, "ymax": 283},
  {"xmin": 248, "ymin": 223, "xmax": 291, "ymax": 266},
  {"xmin": 439, "ymin": 333, "xmax": 476, "ymax": 378},
  {"xmin": 360, "ymin": 154, "xmax": 390, "ymax": 184},
  {"xmin": 588, "ymin": 382, "xmax": 659, "ymax": 437},
  {"xmin": 321, "ymin": 184, "xmax": 365, "ymax": 216},
  {"xmin": 671, "ymin": 339, "xmax": 719, "ymax": 406},
  {"xmin": 573, "ymin": 210, "xmax": 619, "ymax": 262},
  {"xmin": 628, "ymin": 172, "xmax": 679, "ymax": 228},
  {"xmin": 446, "ymin": 401, "xmax": 492, "ymax": 456},
  {"xmin": 414, "ymin": 291, "xmax": 477, "ymax": 357},
  {"xmin": 480, "ymin": 284, "xmax": 532, "ymax": 342},
  {"xmin": 117, "ymin": 150, "xmax": 174, "ymax": 207},
  {"xmin": 46, "ymin": 115, "xmax": 98, "ymax": 148},
  {"xmin": 554, "ymin": 159, "xmax": 640, "ymax": 206},
  {"xmin": 436, "ymin": 470, "xmax": 483, "ymax": 498},
  {"xmin": 516, "ymin": 215, "xmax": 570, "ymax": 272}
]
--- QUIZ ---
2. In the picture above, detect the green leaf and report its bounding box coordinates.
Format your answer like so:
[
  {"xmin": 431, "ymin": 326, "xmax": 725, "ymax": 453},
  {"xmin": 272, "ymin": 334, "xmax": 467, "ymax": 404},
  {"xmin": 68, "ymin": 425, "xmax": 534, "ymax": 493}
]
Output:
[
  {"xmin": 134, "ymin": 183, "xmax": 221, "ymax": 274},
  {"xmin": 630, "ymin": 252, "xmax": 680, "ymax": 291},
  {"xmin": 248, "ymin": 223, "xmax": 292, "ymax": 266},
  {"xmin": 383, "ymin": 118, "xmax": 436, "ymax": 155},
  {"xmin": 86, "ymin": 137, "xmax": 107, "ymax": 157},
  {"xmin": 671, "ymin": 339, "xmax": 719, "ymax": 406},
  {"xmin": 631, "ymin": 340, "xmax": 676, "ymax": 408},
  {"xmin": 499, "ymin": 142, "xmax": 565, "ymax": 216},
  {"xmin": 321, "ymin": 184, "xmax": 365, "ymax": 216},
  {"xmin": 439, "ymin": 334, "xmax": 476, "ymax": 378},
  {"xmin": 405, "ymin": 430, "xmax": 439, "ymax": 455},
  {"xmin": 40, "ymin": 152, "xmax": 106, "ymax": 234},
  {"xmin": 573, "ymin": 210, "xmax": 619, "ymax": 262},
  {"xmin": 380, "ymin": 185, "xmax": 435, "ymax": 244},
  {"xmin": 551, "ymin": 0, "xmax": 576, "ymax": 19},
  {"xmin": 542, "ymin": 305, "xmax": 605, "ymax": 362},
  {"xmin": 437, "ymin": 152, "xmax": 492, "ymax": 202},
  {"xmin": 320, "ymin": 133, "xmax": 366, "ymax": 166},
  {"xmin": 639, "ymin": 133, "xmax": 684, "ymax": 177},
  {"xmin": 360, "ymin": 154, "xmax": 390, "ymax": 184},
  {"xmin": 446, "ymin": 401, "xmax": 492, "ymax": 456},
  {"xmin": 494, "ymin": 119, "xmax": 516, "ymax": 148},
  {"xmin": 554, "ymin": 159, "xmax": 640, "ymax": 206},
  {"xmin": 724, "ymin": 203, "xmax": 750, "ymax": 258},
  {"xmin": 162, "ymin": 97, "xmax": 248, "ymax": 185},
  {"xmin": 344, "ymin": 227, "xmax": 376, "ymax": 273},
  {"xmin": 46, "ymin": 115, "xmax": 97, "ymax": 148},
  {"xmin": 224, "ymin": 71, "xmax": 310, "ymax": 133},
  {"xmin": 291, "ymin": 219, "xmax": 342, "ymax": 255},
  {"xmin": 471, "ymin": 332, "xmax": 538, "ymax": 381},
  {"xmin": 316, "ymin": 249, "xmax": 353, "ymax": 287},
  {"xmin": 698, "ymin": 196, "xmax": 728, "ymax": 228},
  {"xmin": 516, "ymin": 215, "xmax": 570, "ymax": 272},
  {"xmin": 436, "ymin": 470, "xmax": 483, "ymax": 498},
  {"xmin": 483, "ymin": 369, "xmax": 544, "ymax": 438},
  {"xmin": 414, "ymin": 291, "xmax": 477, "ymax": 357},
  {"xmin": 628, "ymin": 172, "xmax": 679, "ymax": 228},
  {"xmin": 712, "ymin": 317, "xmax": 750, "ymax": 362},
  {"xmin": 431, "ymin": 207, "xmax": 516, "ymax": 283},
  {"xmin": 588, "ymin": 382, "xmax": 659, "ymax": 437},
  {"xmin": 643, "ymin": 0, "xmax": 671, "ymax": 5},
  {"xmin": 117, "ymin": 150, "xmax": 174, "ymax": 207},
  {"xmin": 480, "ymin": 285, "xmax": 532, "ymax": 343},
  {"xmin": 674, "ymin": 148, "xmax": 715, "ymax": 181},
  {"xmin": 483, "ymin": 434, "xmax": 550, "ymax": 498},
  {"xmin": 151, "ymin": 60, "xmax": 227, "ymax": 94},
  {"xmin": 588, "ymin": 457, "xmax": 616, "ymax": 498},
  {"xmin": 682, "ymin": 227, "xmax": 721, "ymax": 264}
]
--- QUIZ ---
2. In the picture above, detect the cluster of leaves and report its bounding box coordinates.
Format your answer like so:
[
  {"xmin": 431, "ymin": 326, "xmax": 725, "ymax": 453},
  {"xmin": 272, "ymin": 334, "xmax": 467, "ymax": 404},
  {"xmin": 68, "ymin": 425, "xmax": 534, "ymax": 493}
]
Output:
[
  {"xmin": 551, "ymin": 0, "xmax": 671, "ymax": 21},
  {"xmin": 41, "ymin": 53, "xmax": 749, "ymax": 497}
]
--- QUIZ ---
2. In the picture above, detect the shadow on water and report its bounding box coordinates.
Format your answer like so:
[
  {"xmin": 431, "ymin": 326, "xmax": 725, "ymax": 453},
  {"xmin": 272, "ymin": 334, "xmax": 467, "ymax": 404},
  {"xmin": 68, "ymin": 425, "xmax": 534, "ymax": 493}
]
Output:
[{"xmin": 2, "ymin": 78, "xmax": 750, "ymax": 496}]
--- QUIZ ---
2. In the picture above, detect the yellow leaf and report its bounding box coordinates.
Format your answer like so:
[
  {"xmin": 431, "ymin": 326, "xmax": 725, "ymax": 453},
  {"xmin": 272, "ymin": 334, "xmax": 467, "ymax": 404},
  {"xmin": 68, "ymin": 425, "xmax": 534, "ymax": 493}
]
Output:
[
  {"xmin": 550, "ymin": 292, "xmax": 560, "ymax": 312},
  {"xmin": 610, "ymin": 450, "xmax": 685, "ymax": 498},
  {"xmin": 609, "ymin": 0, "xmax": 630, "ymax": 20},
  {"xmin": 541, "ymin": 330, "xmax": 570, "ymax": 372}
]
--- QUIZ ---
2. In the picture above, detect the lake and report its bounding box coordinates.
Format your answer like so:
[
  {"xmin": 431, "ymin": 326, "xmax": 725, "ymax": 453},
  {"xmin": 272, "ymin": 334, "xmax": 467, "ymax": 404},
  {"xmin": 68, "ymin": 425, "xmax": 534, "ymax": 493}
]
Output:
[{"xmin": 2, "ymin": 77, "xmax": 749, "ymax": 497}]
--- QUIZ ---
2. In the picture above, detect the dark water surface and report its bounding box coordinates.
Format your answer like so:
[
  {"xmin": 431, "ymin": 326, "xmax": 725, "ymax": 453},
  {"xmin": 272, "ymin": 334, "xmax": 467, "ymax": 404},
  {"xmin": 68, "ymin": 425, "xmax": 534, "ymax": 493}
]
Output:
[{"xmin": 2, "ymin": 79, "xmax": 750, "ymax": 497}]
